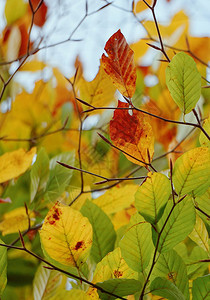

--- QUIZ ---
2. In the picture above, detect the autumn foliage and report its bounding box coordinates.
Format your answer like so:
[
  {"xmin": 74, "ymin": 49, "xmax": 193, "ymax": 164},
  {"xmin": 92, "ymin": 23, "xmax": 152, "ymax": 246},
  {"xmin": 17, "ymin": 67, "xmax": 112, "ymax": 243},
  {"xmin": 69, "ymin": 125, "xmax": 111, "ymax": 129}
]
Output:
[{"xmin": 0, "ymin": 0, "xmax": 209, "ymax": 300}]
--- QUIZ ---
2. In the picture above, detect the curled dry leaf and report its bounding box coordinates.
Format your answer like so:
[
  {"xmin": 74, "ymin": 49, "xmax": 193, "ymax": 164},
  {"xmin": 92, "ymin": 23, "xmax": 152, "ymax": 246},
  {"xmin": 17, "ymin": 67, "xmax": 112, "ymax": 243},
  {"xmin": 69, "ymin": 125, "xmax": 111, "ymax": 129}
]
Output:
[
  {"xmin": 101, "ymin": 29, "xmax": 136, "ymax": 98},
  {"xmin": 110, "ymin": 101, "xmax": 154, "ymax": 166}
]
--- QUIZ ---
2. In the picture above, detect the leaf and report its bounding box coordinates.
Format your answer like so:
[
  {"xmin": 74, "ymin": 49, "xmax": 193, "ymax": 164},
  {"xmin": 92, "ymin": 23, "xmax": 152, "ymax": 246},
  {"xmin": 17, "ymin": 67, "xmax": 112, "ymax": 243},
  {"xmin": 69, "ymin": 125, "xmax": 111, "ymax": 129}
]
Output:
[
  {"xmin": 150, "ymin": 277, "xmax": 185, "ymax": 300},
  {"xmin": 97, "ymin": 278, "xmax": 142, "ymax": 300},
  {"xmin": 151, "ymin": 250, "xmax": 190, "ymax": 299},
  {"xmin": 0, "ymin": 239, "xmax": 7, "ymax": 296},
  {"xmin": 30, "ymin": 0, "xmax": 48, "ymax": 27},
  {"xmin": 5, "ymin": 0, "xmax": 27, "ymax": 25},
  {"xmin": 135, "ymin": 172, "xmax": 171, "ymax": 224},
  {"xmin": 81, "ymin": 200, "xmax": 116, "ymax": 263},
  {"xmin": 0, "ymin": 147, "xmax": 36, "ymax": 184},
  {"xmin": 189, "ymin": 215, "xmax": 209, "ymax": 253},
  {"xmin": 30, "ymin": 147, "xmax": 50, "ymax": 203},
  {"xmin": 39, "ymin": 202, "xmax": 93, "ymax": 267},
  {"xmin": 134, "ymin": 0, "xmax": 152, "ymax": 13},
  {"xmin": 101, "ymin": 29, "xmax": 136, "ymax": 98},
  {"xmin": 55, "ymin": 289, "xmax": 89, "ymax": 300},
  {"xmin": 194, "ymin": 188, "xmax": 210, "ymax": 225},
  {"xmin": 119, "ymin": 213, "xmax": 154, "ymax": 272},
  {"xmin": 192, "ymin": 275, "xmax": 210, "ymax": 300},
  {"xmin": 0, "ymin": 207, "xmax": 35, "ymax": 236},
  {"xmin": 166, "ymin": 52, "xmax": 201, "ymax": 115},
  {"xmin": 93, "ymin": 184, "xmax": 138, "ymax": 215},
  {"xmin": 199, "ymin": 116, "xmax": 210, "ymax": 148},
  {"xmin": 77, "ymin": 65, "xmax": 116, "ymax": 112},
  {"xmin": 173, "ymin": 147, "xmax": 210, "ymax": 197},
  {"xmin": 93, "ymin": 247, "xmax": 138, "ymax": 283},
  {"xmin": 156, "ymin": 196, "xmax": 195, "ymax": 253},
  {"xmin": 110, "ymin": 100, "xmax": 154, "ymax": 166},
  {"xmin": 33, "ymin": 263, "xmax": 62, "ymax": 300},
  {"xmin": 174, "ymin": 242, "xmax": 209, "ymax": 280},
  {"xmin": 44, "ymin": 151, "xmax": 75, "ymax": 202}
]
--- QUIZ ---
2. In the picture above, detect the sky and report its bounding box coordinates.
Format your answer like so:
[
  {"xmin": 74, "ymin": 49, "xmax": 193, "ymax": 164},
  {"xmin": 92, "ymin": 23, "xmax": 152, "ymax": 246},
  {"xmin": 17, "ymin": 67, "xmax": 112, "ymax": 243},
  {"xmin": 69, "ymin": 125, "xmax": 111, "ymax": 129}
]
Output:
[{"xmin": 0, "ymin": 0, "xmax": 210, "ymax": 80}]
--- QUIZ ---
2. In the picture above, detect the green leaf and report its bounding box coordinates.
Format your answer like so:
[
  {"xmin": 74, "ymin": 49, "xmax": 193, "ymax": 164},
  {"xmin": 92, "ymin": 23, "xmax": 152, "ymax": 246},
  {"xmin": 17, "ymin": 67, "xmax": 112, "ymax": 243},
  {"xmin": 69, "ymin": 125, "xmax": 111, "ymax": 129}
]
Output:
[
  {"xmin": 119, "ymin": 213, "xmax": 154, "ymax": 272},
  {"xmin": 97, "ymin": 278, "xmax": 142, "ymax": 300},
  {"xmin": 151, "ymin": 250, "xmax": 189, "ymax": 299},
  {"xmin": 33, "ymin": 263, "xmax": 62, "ymax": 300},
  {"xmin": 44, "ymin": 151, "xmax": 75, "ymax": 202},
  {"xmin": 135, "ymin": 172, "xmax": 171, "ymax": 224},
  {"xmin": 0, "ymin": 240, "xmax": 7, "ymax": 296},
  {"xmin": 192, "ymin": 275, "xmax": 210, "ymax": 300},
  {"xmin": 150, "ymin": 277, "xmax": 185, "ymax": 300},
  {"xmin": 30, "ymin": 147, "xmax": 50, "ymax": 203},
  {"xmin": 173, "ymin": 147, "xmax": 210, "ymax": 197},
  {"xmin": 156, "ymin": 196, "xmax": 195, "ymax": 253},
  {"xmin": 166, "ymin": 52, "xmax": 201, "ymax": 115},
  {"xmin": 5, "ymin": 0, "xmax": 27, "ymax": 25},
  {"xmin": 81, "ymin": 200, "xmax": 116, "ymax": 263}
]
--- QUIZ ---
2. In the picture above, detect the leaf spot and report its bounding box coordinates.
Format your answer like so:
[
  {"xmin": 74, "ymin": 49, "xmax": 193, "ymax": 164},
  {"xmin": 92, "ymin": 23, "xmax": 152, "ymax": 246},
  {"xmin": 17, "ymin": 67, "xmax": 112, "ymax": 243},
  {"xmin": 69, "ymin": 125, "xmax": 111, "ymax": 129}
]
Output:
[{"xmin": 74, "ymin": 240, "xmax": 84, "ymax": 250}]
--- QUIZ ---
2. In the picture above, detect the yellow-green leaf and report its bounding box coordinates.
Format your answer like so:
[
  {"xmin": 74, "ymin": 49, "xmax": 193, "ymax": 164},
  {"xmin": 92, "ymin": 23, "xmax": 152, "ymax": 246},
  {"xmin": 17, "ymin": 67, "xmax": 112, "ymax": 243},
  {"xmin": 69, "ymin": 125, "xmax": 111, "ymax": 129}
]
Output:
[
  {"xmin": 173, "ymin": 147, "xmax": 210, "ymax": 197},
  {"xmin": 166, "ymin": 52, "xmax": 201, "ymax": 115},
  {"xmin": 0, "ymin": 147, "xmax": 36, "ymax": 184},
  {"xmin": 199, "ymin": 116, "xmax": 210, "ymax": 148},
  {"xmin": 189, "ymin": 215, "xmax": 209, "ymax": 254},
  {"xmin": 0, "ymin": 239, "xmax": 7, "ymax": 296},
  {"xmin": 0, "ymin": 207, "xmax": 35, "ymax": 236},
  {"xmin": 135, "ymin": 172, "xmax": 171, "ymax": 224},
  {"xmin": 40, "ymin": 202, "xmax": 93, "ymax": 268},
  {"xmin": 33, "ymin": 263, "xmax": 62, "ymax": 300}
]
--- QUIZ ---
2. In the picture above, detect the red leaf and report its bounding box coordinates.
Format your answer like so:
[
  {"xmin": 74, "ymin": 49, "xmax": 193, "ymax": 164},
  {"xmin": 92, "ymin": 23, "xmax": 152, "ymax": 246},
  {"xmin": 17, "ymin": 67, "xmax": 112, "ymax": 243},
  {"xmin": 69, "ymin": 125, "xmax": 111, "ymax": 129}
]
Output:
[
  {"xmin": 0, "ymin": 197, "xmax": 12, "ymax": 204},
  {"xmin": 110, "ymin": 101, "xmax": 154, "ymax": 166},
  {"xmin": 30, "ymin": 0, "xmax": 48, "ymax": 27},
  {"xmin": 101, "ymin": 30, "xmax": 136, "ymax": 98}
]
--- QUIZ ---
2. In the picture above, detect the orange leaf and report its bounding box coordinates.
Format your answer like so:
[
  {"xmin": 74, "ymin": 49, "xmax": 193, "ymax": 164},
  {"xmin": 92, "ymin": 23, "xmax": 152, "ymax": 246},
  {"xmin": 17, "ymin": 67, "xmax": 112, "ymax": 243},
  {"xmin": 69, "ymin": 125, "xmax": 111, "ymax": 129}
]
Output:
[
  {"xmin": 101, "ymin": 30, "xmax": 136, "ymax": 98},
  {"xmin": 110, "ymin": 101, "xmax": 154, "ymax": 166}
]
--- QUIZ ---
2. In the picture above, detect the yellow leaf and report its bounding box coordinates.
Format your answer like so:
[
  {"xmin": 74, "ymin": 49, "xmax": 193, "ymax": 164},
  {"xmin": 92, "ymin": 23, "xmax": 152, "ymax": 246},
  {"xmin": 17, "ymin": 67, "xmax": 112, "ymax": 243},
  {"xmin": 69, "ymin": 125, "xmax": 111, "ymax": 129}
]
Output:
[
  {"xmin": 0, "ymin": 147, "xmax": 36, "ymax": 183},
  {"xmin": 19, "ymin": 60, "xmax": 46, "ymax": 72},
  {"xmin": 40, "ymin": 202, "xmax": 93, "ymax": 267},
  {"xmin": 5, "ymin": 0, "xmax": 27, "ymax": 25},
  {"xmin": 144, "ymin": 11, "xmax": 189, "ymax": 48},
  {"xmin": 93, "ymin": 184, "xmax": 138, "ymax": 215},
  {"xmin": 134, "ymin": 0, "xmax": 152, "ymax": 13},
  {"xmin": 0, "ymin": 207, "xmax": 35, "ymax": 236},
  {"xmin": 77, "ymin": 65, "xmax": 116, "ymax": 113}
]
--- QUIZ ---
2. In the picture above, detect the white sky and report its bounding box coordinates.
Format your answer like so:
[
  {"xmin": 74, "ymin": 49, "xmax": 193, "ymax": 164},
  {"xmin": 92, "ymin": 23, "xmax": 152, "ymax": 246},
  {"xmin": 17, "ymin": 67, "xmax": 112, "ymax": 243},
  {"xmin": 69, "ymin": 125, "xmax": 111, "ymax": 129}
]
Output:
[{"xmin": 0, "ymin": 0, "xmax": 210, "ymax": 80}]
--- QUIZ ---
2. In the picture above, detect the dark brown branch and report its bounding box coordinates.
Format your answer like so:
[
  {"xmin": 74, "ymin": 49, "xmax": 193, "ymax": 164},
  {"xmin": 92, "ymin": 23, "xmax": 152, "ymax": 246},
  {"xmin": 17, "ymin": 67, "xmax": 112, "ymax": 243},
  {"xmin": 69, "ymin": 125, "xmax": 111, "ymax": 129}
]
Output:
[{"xmin": 0, "ymin": 243, "xmax": 126, "ymax": 300}]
